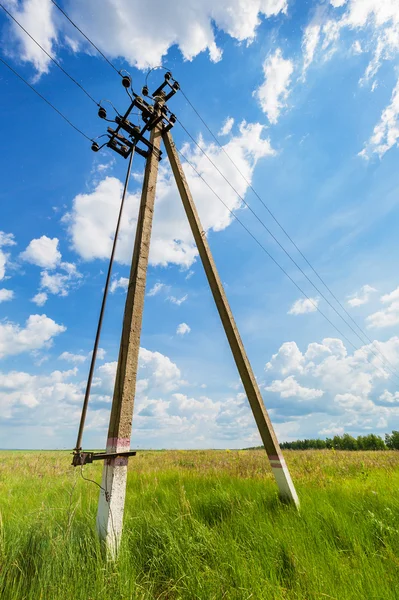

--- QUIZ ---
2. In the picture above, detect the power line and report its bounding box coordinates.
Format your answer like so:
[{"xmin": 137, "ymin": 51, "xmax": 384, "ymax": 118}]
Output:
[
  {"xmin": 176, "ymin": 117, "xmax": 399, "ymax": 382},
  {"xmin": 176, "ymin": 146, "xmax": 398, "ymax": 385},
  {"xmin": 179, "ymin": 90, "xmax": 399, "ymax": 376},
  {"xmin": 50, "ymin": 0, "xmax": 121, "ymax": 75},
  {"xmin": 0, "ymin": 2, "xmax": 99, "ymax": 106},
  {"xmin": 3, "ymin": 0, "xmax": 395, "ymax": 378},
  {"xmin": 0, "ymin": 55, "xmax": 93, "ymax": 141}
]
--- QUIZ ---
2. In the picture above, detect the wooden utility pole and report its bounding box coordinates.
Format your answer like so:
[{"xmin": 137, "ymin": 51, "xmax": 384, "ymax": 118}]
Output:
[
  {"xmin": 163, "ymin": 132, "xmax": 299, "ymax": 508},
  {"xmin": 96, "ymin": 120, "xmax": 163, "ymax": 557}
]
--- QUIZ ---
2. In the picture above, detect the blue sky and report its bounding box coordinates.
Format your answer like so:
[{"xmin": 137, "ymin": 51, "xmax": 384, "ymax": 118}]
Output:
[{"xmin": 1, "ymin": 0, "xmax": 399, "ymax": 449}]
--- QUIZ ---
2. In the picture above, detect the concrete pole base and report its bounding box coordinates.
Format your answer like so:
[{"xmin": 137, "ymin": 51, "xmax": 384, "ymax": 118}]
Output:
[
  {"xmin": 269, "ymin": 454, "xmax": 300, "ymax": 508},
  {"xmin": 96, "ymin": 437, "xmax": 130, "ymax": 559}
]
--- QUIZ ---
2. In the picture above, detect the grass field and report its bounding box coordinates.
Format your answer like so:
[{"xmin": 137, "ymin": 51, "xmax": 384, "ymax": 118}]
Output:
[{"xmin": 0, "ymin": 449, "xmax": 398, "ymax": 599}]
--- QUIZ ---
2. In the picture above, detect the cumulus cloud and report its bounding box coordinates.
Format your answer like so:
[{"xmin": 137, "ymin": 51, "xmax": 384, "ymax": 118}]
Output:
[
  {"xmin": 31, "ymin": 292, "xmax": 48, "ymax": 306},
  {"xmin": 176, "ymin": 322, "xmax": 191, "ymax": 335},
  {"xmin": 0, "ymin": 314, "xmax": 66, "ymax": 358},
  {"xmin": 0, "ymin": 231, "xmax": 16, "ymax": 281},
  {"xmin": 0, "ymin": 289, "xmax": 14, "ymax": 303},
  {"xmin": 59, "ymin": 351, "xmax": 87, "ymax": 364},
  {"xmin": 65, "ymin": 121, "xmax": 275, "ymax": 268},
  {"xmin": 347, "ymin": 284, "xmax": 377, "ymax": 307},
  {"xmin": 254, "ymin": 48, "xmax": 293, "ymax": 123},
  {"xmin": 265, "ymin": 375, "xmax": 324, "ymax": 400},
  {"xmin": 288, "ymin": 297, "xmax": 319, "ymax": 315},
  {"xmin": 265, "ymin": 335, "xmax": 399, "ymax": 431},
  {"xmin": 39, "ymin": 262, "xmax": 82, "ymax": 298},
  {"xmin": 20, "ymin": 235, "xmax": 61, "ymax": 269},
  {"xmin": 110, "ymin": 276, "xmax": 129, "ymax": 293},
  {"xmin": 3, "ymin": 0, "xmax": 57, "ymax": 80},
  {"xmin": 367, "ymin": 285, "xmax": 399, "ymax": 329},
  {"xmin": 4, "ymin": 0, "xmax": 287, "ymax": 77}
]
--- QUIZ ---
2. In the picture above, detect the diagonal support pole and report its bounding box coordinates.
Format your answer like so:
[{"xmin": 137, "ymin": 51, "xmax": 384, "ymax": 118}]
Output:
[
  {"xmin": 96, "ymin": 122, "xmax": 163, "ymax": 557},
  {"xmin": 163, "ymin": 131, "xmax": 299, "ymax": 508}
]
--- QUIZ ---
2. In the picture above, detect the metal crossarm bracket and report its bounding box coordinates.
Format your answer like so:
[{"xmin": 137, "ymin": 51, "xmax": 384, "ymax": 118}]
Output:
[
  {"xmin": 92, "ymin": 71, "xmax": 178, "ymax": 162},
  {"xmin": 72, "ymin": 450, "xmax": 137, "ymax": 467}
]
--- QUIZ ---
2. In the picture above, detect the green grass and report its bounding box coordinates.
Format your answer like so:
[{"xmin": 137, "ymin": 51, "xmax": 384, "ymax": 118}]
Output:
[{"xmin": 0, "ymin": 450, "xmax": 398, "ymax": 599}]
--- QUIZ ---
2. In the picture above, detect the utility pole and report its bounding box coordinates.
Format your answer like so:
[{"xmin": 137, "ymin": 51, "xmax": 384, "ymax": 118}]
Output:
[
  {"xmin": 73, "ymin": 71, "xmax": 299, "ymax": 558},
  {"xmin": 163, "ymin": 132, "xmax": 299, "ymax": 508},
  {"xmin": 96, "ymin": 114, "xmax": 163, "ymax": 558}
]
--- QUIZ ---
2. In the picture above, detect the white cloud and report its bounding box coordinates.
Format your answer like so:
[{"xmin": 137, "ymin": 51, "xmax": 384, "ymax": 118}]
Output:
[
  {"xmin": 59, "ymin": 351, "xmax": 87, "ymax": 364},
  {"xmin": 61, "ymin": 0, "xmax": 286, "ymax": 70},
  {"xmin": 265, "ymin": 376, "xmax": 324, "ymax": 400},
  {"xmin": 4, "ymin": 0, "xmax": 288, "ymax": 77},
  {"xmin": 3, "ymin": 0, "xmax": 57, "ymax": 80},
  {"xmin": 266, "ymin": 341, "xmax": 305, "ymax": 375},
  {"xmin": 110, "ymin": 276, "xmax": 129, "ymax": 293},
  {"xmin": 31, "ymin": 292, "xmax": 48, "ymax": 306},
  {"xmin": 254, "ymin": 48, "xmax": 293, "ymax": 123},
  {"xmin": 360, "ymin": 78, "xmax": 399, "ymax": 158},
  {"xmin": 20, "ymin": 236, "xmax": 61, "ymax": 269},
  {"xmin": 138, "ymin": 347, "xmax": 184, "ymax": 391},
  {"xmin": 39, "ymin": 262, "xmax": 81, "ymax": 298},
  {"xmin": 0, "ymin": 314, "xmax": 66, "ymax": 358},
  {"xmin": 0, "ymin": 367, "xmax": 80, "ymax": 419},
  {"xmin": 0, "ymin": 289, "xmax": 14, "ymax": 303},
  {"xmin": 379, "ymin": 390, "xmax": 399, "ymax": 404},
  {"xmin": 265, "ymin": 335, "xmax": 399, "ymax": 431},
  {"xmin": 347, "ymin": 284, "xmax": 377, "ymax": 307},
  {"xmin": 147, "ymin": 282, "xmax": 166, "ymax": 296},
  {"xmin": 319, "ymin": 424, "xmax": 345, "ymax": 436},
  {"xmin": 330, "ymin": 0, "xmax": 347, "ymax": 7},
  {"xmin": 168, "ymin": 294, "xmax": 188, "ymax": 306},
  {"xmin": 218, "ymin": 117, "xmax": 234, "ymax": 136},
  {"xmin": 0, "ymin": 231, "xmax": 16, "ymax": 281},
  {"xmin": 58, "ymin": 348, "xmax": 105, "ymax": 363},
  {"xmin": 366, "ymin": 285, "xmax": 399, "ymax": 329},
  {"xmin": 300, "ymin": 0, "xmax": 399, "ymax": 157},
  {"xmin": 176, "ymin": 323, "xmax": 191, "ymax": 335},
  {"xmin": 65, "ymin": 121, "xmax": 275, "ymax": 268},
  {"xmin": 288, "ymin": 297, "xmax": 319, "ymax": 315}
]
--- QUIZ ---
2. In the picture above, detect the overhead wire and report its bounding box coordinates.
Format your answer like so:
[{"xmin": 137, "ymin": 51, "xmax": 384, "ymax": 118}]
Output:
[
  {"xmin": 5, "ymin": 1, "xmax": 396, "ymax": 380},
  {"xmin": 175, "ymin": 145, "xmax": 398, "ymax": 385},
  {"xmin": 0, "ymin": 55, "xmax": 93, "ymax": 141},
  {"xmin": 49, "ymin": 0, "xmax": 121, "ymax": 75},
  {"xmin": 0, "ymin": 2, "xmax": 99, "ymax": 106},
  {"xmin": 176, "ymin": 117, "xmax": 399, "ymax": 382},
  {"xmin": 179, "ymin": 90, "xmax": 399, "ymax": 376},
  {"xmin": 74, "ymin": 147, "xmax": 135, "ymax": 453}
]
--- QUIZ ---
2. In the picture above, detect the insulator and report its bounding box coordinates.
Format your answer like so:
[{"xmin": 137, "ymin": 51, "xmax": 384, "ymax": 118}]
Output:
[
  {"xmin": 173, "ymin": 81, "xmax": 180, "ymax": 91},
  {"xmin": 132, "ymin": 125, "xmax": 141, "ymax": 135},
  {"xmin": 169, "ymin": 114, "xmax": 176, "ymax": 124},
  {"xmin": 142, "ymin": 85, "xmax": 149, "ymax": 96},
  {"xmin": 165, "ymin": 71, "xmax": 172, "ymax": 81},
  {"xmin": 122, "ymin": 75, "xmax": 131, "ymax": 88},
  {"xmin": 98, "ymin": 106, "xmax": 107, "ymax": 119},
  {"xmin": 91, "ymin": 141, "xmax": 100, "ymax": 152}
]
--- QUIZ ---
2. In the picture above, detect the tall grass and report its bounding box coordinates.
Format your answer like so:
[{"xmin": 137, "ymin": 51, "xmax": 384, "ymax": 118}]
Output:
[{"xmin": 0, "ymin": 450, "xmax": 398, "ymax": 599}]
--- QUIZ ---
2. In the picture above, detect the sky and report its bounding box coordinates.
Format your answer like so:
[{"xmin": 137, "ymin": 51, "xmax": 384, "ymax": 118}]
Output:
[{"xmin": 1, "ymin": 0, "xmax": 399, "ymax": 450}]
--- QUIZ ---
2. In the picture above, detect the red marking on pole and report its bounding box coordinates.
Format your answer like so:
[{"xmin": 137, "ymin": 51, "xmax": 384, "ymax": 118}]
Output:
[{"xmin": 106, "ymin": 437, "xmax": 130, "ymax": 450}]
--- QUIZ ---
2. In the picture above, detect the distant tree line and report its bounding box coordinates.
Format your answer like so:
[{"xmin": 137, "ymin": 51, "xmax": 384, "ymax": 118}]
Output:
[{"xmin": 276, "ymin": 431, "xmax": 399, "ymax": 450}]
